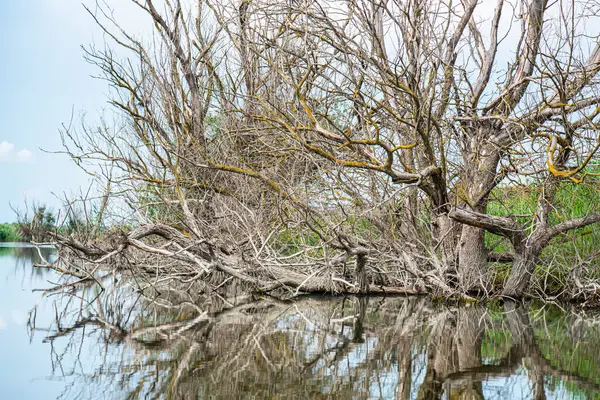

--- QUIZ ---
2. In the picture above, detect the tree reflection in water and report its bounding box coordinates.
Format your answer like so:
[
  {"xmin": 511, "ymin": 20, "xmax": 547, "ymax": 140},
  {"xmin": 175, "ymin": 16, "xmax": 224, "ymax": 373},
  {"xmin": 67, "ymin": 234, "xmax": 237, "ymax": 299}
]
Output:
[{"xmin": 28, "ymin": 282, "xmax": 600, "ymax": 399}]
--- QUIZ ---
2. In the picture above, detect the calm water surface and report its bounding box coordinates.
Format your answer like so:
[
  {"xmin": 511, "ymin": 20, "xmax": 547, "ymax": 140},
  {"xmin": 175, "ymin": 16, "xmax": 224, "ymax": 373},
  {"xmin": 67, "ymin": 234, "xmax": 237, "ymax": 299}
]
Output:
[{"xmin": 2, "ymin": 242, "xmax": 600, "ymax": 399}]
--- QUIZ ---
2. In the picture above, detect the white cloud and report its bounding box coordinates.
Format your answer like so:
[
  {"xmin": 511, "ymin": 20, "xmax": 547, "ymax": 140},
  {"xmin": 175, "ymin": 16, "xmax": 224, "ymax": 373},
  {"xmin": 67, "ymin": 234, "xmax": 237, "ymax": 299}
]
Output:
[
  {"xmin": 0, "ymin": 141, "xmax": 33, "ymax": 164},
  {"xmin": 0, "ymin": 141, "xmax": 15, "ymax": 158},
  {"xmin": 16, "ymin": 149, "xmax": 33, "ymax": 163}
]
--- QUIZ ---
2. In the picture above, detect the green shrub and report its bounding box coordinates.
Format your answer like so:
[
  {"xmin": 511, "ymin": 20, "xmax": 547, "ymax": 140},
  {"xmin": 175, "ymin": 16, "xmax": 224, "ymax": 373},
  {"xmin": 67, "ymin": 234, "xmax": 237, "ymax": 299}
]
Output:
[{"xmin": 0, "ymin": 223, "xmax": 22, "ymax": 242}]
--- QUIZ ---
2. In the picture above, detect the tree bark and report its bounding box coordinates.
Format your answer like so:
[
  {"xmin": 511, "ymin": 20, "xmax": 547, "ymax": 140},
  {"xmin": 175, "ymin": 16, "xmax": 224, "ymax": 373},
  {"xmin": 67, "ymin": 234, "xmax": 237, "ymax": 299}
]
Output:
[
  {"xmin": 457, "ymin": 225, "xmax": 488, "ymax": 292},
  {"xmin": 455, "ymin": 137, "xmax": 502, "ymax": 292},
  {"xmin": 355, "ymin": 252, "xmax": 368, "ymax": 294},
  {"xmin": 502, "ymin": 246, "xmax": 539, "ymax": 298},
  {"xmin": 435, "ymin": 213, "xmax": 460, "ymax": 268}
]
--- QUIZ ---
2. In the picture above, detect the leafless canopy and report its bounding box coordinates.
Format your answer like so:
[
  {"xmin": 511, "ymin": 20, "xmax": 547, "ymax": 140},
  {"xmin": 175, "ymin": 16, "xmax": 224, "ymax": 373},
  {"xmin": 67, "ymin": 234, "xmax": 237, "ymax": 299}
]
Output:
[{"xmin": 47, "ymin": 0, "xmax": 600, "ymax": 300}]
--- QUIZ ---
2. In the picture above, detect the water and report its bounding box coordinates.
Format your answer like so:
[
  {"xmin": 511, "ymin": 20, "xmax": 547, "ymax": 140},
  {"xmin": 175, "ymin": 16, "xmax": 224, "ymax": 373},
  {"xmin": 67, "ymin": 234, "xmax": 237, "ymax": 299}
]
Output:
[{"xmin": 1, "ymin": 243, "xmax": 600, "ymax": 399}]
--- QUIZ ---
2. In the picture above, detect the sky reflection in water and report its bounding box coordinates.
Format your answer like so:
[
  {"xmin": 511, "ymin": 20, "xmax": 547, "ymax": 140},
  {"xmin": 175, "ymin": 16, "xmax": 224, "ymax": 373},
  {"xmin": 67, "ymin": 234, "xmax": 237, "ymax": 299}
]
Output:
[{"xmin": 1, "ymin": 243, "xmax": 600, "ymax": 399}]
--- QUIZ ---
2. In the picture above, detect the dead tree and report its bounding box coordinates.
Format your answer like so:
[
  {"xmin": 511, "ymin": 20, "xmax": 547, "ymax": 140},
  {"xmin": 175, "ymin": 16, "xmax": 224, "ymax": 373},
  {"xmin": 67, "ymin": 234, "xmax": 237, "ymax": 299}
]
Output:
[{"xmin": 51, "ymin": 0, "xmax": 600, "ymax": 299}]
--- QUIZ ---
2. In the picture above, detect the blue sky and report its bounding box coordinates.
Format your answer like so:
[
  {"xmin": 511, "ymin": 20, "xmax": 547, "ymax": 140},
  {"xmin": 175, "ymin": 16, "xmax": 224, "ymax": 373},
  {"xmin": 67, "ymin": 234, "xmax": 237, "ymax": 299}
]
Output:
[{"xmin": 0, "ymin": 0, "xmax": 146, "ymax": 222}]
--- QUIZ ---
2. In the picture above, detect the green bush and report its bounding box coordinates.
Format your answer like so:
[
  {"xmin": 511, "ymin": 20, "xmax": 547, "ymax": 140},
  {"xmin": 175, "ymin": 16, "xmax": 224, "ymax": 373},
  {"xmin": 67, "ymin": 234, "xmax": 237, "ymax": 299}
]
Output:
[{"xmin": 0, "ymin": 223, "xmax": 21, "ymax": 242}]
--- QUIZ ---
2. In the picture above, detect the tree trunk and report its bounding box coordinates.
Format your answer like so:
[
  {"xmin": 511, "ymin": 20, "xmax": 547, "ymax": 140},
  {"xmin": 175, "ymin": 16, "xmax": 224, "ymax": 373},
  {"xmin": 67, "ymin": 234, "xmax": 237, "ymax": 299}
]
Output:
[
  {"xmin": 502, "ymin": 247, "xmax": 539, "ymax": 298},
  {"xmin": 457, "ymin": 224, "xmax": 488, "ymax": 292},
  {"xmin": 398, "ymin": 186, "xmax": 419, "ymax": 241},
  {"xmin": 355, "ymin": 252, "xmax": 368, "ymax": 294},
  {"xmin": 435, "ymin": 213, "xmax": 460, "ymax": 268},
  {"xmin": 455, "ymin": 129, "xmax": 502, "ymax": 292}
]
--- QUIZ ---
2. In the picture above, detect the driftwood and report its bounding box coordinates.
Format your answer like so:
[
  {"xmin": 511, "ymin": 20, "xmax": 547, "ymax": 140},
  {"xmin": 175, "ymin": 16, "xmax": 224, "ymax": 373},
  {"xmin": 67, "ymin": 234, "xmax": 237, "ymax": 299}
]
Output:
[{"xmin": 47, "ymin": 225, "xmax": 431, "ymax": 299}]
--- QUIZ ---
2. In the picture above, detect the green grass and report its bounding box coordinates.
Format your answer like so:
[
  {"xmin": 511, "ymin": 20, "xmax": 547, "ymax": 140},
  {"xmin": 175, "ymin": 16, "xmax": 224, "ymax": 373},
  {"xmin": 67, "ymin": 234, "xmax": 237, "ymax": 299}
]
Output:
[
  {"xmin": 270, "ymin": 214, "xmax": 382, "ymax": 258},
  {"xmin": 273, "ymin": 229, "xmax": 324, "ymax": 257},
  {"xmin": 486, "ymin": 171, "xmax": 600, "ymax": 292}
]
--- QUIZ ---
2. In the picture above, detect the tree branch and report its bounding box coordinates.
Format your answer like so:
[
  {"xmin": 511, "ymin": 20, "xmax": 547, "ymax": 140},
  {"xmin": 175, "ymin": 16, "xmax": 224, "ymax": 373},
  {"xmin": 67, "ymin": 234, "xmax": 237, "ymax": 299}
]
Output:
[
  {"xmin": 539, "ymin": 213, "xmax": 600, "ymax": 244},
  {"xmin": 449, "ymin": 208, "xmax": 525, "ymax": 245}
]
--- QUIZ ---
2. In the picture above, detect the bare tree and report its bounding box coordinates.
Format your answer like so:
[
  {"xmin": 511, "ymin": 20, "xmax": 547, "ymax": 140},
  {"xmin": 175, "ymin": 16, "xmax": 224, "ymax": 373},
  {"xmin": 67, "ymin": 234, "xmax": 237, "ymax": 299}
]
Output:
[
  {"xmin": 47, "ymin": 0, "xmax": 600, "ymax": 300},
  {"xmin": 240, "ymin": 0, "xmax": 600, "ymax": 295}
]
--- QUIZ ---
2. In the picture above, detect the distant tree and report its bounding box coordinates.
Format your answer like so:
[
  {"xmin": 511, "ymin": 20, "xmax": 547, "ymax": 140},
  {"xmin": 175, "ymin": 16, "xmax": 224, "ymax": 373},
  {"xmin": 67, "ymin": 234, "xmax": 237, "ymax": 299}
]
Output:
[
  {"xmin": 0, "ymin": 224, "xmax": 20, "ymax": 242},
  {"xmin": 14, "ymin": 202, "xmax": 56, "ymax": 242}
]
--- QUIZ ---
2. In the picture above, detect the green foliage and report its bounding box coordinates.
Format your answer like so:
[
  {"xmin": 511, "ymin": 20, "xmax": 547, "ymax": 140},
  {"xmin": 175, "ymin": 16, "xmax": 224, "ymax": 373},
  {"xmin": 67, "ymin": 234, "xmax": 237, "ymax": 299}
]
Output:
[
  {"xmin": 0, "ymin": 223, "xmax": 21, "ymax": 242},
  {"xmin": 17, "ymin": 204, "xmax": 56, "ymax": 242},
  {"xmin": 273, "ymin": 229, "xmax": 323, "ymax": 257},
  {"xmin": 486, "ymin": 171, "xmax": 600, "ymax": 291},
  {"xmin": 271, "ymin": 216, "xmax": 380, "ymax": 257}
]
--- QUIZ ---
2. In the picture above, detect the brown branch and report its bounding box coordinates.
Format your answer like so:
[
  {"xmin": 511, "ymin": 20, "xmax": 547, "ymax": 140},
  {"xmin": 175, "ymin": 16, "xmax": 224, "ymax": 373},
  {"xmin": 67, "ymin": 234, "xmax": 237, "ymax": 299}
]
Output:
[
  {"xmin": 538, "ymin": 213, "xmax": 600, "ymax": 244},
  {"xmin": 485, "ymin": 0, "xmax": 548, "ymax": 116},
  {"xmin": 488, "ymin": 252, "xmax": 514, "ymax": 262},
  {"xmin": 449, "ymin": 208, "xmax": 525, "ymax": 245}
]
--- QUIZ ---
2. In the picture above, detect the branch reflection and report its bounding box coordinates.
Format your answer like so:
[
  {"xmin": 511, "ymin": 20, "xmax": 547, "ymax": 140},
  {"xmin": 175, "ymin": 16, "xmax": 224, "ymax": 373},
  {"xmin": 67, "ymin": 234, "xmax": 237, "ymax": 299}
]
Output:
[{"xmin": 29, "ymin": 283, "xmax": 600, "ymax": 399}]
